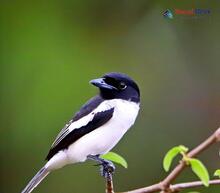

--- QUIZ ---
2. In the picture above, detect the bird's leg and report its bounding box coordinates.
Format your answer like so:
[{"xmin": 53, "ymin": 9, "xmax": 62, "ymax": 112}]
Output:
[{"xmin": 87, "ymin": 155, "xmax": 115, "ymax": 179}]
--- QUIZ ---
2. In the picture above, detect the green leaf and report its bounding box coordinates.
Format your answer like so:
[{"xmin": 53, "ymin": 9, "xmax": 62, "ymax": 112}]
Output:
[
  {"xmin": 100, "ymin": 152, "xmax": 128, "ymax": 168},
  {"xmin": 189, "ymin": 158, "xmax": 209, "ymax": 187},
  {"xmin": 163, "ymin": 145, "xmax": 188, "ymax": 172},
  {"xmin": 214, "ymin": 169, "xmax": 220, "ymax": 178}
]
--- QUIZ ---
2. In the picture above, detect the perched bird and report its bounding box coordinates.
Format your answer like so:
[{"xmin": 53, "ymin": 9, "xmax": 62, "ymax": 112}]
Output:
[{"xmin": 21, "ymin": 72, "xmax": 140, "ymax": 193}]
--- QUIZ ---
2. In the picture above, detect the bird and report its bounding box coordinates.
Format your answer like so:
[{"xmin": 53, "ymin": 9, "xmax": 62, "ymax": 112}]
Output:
[{"xmin": 21, "ymin": 72, "xmax": 140, "ymax": 193}]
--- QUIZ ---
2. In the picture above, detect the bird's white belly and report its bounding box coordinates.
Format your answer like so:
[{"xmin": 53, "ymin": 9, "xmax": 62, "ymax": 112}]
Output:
[{"xmin": 67, "ymin": 100, "xmax": 139, "ymax": 163}]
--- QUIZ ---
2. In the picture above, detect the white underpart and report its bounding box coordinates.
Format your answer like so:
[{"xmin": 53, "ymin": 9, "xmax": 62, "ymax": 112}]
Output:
[{"xmin": 46, "ymin": 99, "xmax": 139, "ymax": 170}]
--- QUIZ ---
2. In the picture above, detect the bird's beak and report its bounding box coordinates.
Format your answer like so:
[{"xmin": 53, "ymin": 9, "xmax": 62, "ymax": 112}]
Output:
[{"xmin": 90, "ymin": 78, "xmax": 117, "ymax": 90}]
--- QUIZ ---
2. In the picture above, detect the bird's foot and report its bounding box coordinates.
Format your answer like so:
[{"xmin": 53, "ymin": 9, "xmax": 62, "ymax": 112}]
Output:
[
  {"xmin": 100, "ymin": 159, "xmax": 115, "ymax": 179},
  {"xmin": 87, "ymin": 155, "xmax": 115, "ymax": 180}
]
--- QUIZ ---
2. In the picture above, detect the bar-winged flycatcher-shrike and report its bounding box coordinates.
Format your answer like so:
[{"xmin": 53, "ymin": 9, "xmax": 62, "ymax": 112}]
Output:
[{"xmin": 21, "ymin": 72, "xmax": 140, "ymax": 193}]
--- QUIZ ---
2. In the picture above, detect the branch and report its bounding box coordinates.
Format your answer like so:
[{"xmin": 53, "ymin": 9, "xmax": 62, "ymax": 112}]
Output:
[
  {"xmin": 162, "ymin": 127, "xmax": 220, "ymax": 190},
  {"xmin": 170, "ymin": 179, "xmax": 220, "ymax": 192},
  {"xmin": 123, "ymin": 127, "xmax": 220, "ymax": 193},
  {"xmin": 124, "ymin": 179, "xmax": 220, "ymax": 193},
  {"xmin": 105, "ymin": 170, "xmax": 114, "ymax": 193}
]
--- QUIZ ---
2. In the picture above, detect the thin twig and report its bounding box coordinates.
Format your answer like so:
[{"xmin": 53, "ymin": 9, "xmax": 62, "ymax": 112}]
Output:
[
  {"xmin": 122, "ymin": 127, "xmax": 220, "ymax": 193},
  {"xmin": 124, "ymin": 179, "xmax": 220, "ymax": 193},
  {"xmin": 170, "ymin": 179, "xmax": 220, "ymax": 192},
  {"xmin": 105, "ymin": 172, "xmax": 114, "ymax": 193}
]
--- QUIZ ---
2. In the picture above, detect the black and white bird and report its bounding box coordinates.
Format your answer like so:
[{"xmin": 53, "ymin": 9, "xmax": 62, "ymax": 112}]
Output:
[{"xmin": 21, "ymin": 72, "xmax": 140, "ymax": 193}]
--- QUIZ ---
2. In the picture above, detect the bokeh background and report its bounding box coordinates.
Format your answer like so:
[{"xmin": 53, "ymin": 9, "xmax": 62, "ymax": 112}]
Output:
[{"xmin": 1, "ymin": 1, "xmax": 220, "ymax": 193}]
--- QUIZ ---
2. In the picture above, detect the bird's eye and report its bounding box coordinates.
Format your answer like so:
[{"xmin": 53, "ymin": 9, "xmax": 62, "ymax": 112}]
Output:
[{"xmin": 118, "ymin": 82, "xmax": 127, "ymax": 90}]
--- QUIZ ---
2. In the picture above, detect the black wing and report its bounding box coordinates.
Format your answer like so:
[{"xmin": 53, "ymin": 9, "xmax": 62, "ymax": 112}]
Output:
[
  {"xmin": 49, "ymin": 95, "xmax": 104, "ymax": 149},
  {"xmin": 46, "ymin": 106, "xmax": 114, "ymax": 161}
]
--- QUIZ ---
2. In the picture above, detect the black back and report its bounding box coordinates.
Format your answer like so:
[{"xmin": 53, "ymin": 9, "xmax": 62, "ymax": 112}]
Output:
[{"xmin": 72, "ymin": 95, "xmax": 104, "ymax": 122}]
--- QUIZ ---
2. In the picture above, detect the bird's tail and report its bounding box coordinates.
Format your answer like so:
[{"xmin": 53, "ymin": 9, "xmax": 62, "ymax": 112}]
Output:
[{"xmin": 21, "ymin": 166, "xmax": 50, "ymax": 193}]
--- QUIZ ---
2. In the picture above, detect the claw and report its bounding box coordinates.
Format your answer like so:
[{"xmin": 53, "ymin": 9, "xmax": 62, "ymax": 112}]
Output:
[
  {"xmin": 100, "ymin": 160, "xmax": 115, "ymax": 179},
  {"xmin": 87, "ymin": 154, "xmax": 116, "ymax": 180}
]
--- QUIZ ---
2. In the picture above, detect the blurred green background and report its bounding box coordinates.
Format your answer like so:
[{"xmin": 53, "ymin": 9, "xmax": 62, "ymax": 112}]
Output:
[{"xmin": 1, "ymin": 1, "xmax": 220, "ymax": 193}]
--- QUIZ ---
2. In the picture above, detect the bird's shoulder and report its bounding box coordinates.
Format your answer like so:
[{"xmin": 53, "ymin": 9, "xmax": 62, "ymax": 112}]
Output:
[{"xmin": 72, "ymin": 95, "xmax": 104, "ymax": 122}]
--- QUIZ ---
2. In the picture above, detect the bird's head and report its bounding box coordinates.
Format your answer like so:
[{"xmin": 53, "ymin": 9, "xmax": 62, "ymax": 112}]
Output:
[{"xmin": 90, "ymin": 72, "xmax": 140, "ymax": 103}]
